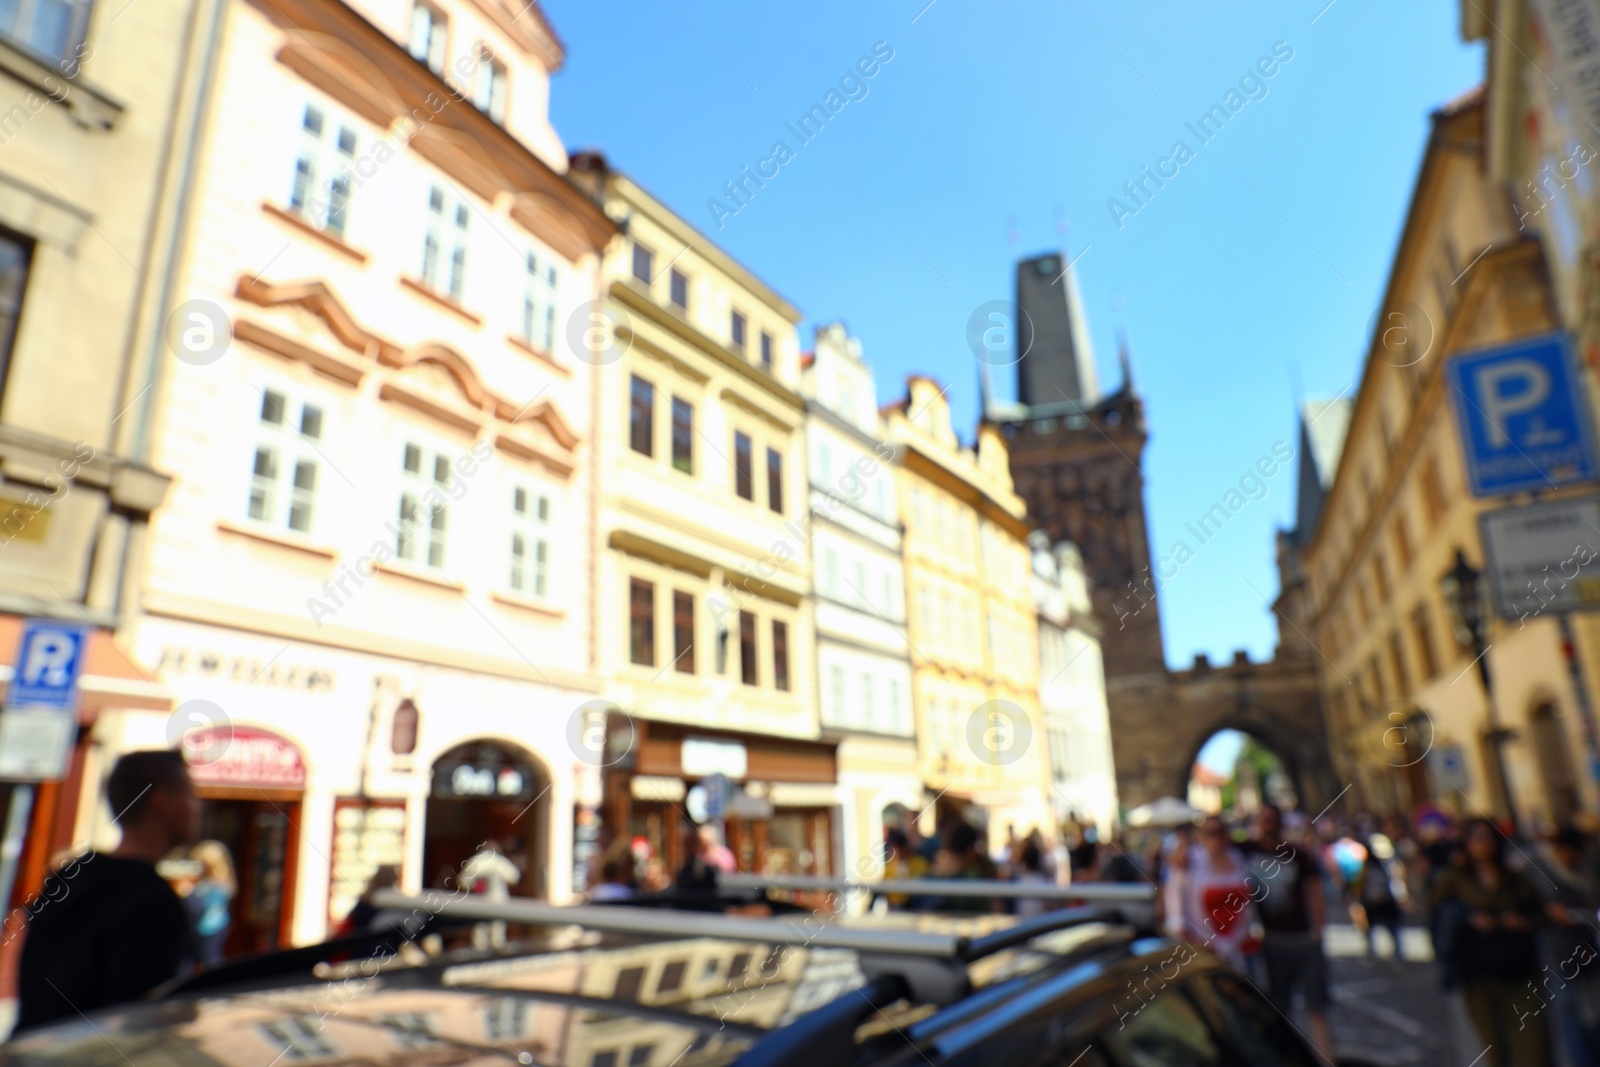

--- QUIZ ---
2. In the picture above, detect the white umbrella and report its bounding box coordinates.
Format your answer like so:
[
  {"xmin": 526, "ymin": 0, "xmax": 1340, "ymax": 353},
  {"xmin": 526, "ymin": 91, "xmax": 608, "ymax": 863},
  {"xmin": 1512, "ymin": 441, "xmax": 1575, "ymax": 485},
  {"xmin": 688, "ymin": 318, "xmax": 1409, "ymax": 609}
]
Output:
[{"xmin": 1127, "ymin": 796, "xmax": 1204, "ymax": 828}]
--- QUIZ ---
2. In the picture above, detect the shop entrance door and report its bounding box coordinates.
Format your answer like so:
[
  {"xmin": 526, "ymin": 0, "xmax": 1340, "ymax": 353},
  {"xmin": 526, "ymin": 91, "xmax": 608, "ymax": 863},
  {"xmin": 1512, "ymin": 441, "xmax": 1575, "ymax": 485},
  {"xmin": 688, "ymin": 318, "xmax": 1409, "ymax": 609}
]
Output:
[
  {"xmin": 198, "ymin": 795, "xmax": 301, "ymax": 957},
  {"xmin": 425, "ymin": 741, "xmax": 546, "ymax": 897}
]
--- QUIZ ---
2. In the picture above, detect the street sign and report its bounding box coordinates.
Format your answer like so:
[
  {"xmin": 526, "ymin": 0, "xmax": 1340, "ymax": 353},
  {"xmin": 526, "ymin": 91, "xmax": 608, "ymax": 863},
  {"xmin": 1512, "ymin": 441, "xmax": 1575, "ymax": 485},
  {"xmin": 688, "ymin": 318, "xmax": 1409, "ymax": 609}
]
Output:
[
  {"xmin": 1480, "ymin": 496, "xmax": 1600, "ymax": 618},
  {"xmin": 1446, "ymin": 334, "xmax": 1599, "ymax": 497},
  {"xmin": 1428, "ymin": 743, "xmax": 1472, "ymax": 795},
  {"xmin": 0, "ymin": 709, "xmax": 77, "ymax": 780},
  {"xmin": 8, "ymin": 618, "xmax": 89, "ymax": 711}
]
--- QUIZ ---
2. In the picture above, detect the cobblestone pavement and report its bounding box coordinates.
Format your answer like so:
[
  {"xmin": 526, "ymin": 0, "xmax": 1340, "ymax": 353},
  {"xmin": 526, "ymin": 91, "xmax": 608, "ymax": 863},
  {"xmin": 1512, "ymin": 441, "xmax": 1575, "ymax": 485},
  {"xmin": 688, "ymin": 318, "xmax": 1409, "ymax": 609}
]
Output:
[{"xmin": 1303, "ymin": 925, "xmax": 1481, "ymax": 1067}]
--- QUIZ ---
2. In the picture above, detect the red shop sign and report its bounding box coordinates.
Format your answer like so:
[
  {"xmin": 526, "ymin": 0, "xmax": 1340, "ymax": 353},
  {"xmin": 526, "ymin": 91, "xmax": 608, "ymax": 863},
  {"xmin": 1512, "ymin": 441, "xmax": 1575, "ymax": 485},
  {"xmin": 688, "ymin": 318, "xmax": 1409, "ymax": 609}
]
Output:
[{"xmin": 183, "ymin": 725, "xmax": 306, "ymax": 789}]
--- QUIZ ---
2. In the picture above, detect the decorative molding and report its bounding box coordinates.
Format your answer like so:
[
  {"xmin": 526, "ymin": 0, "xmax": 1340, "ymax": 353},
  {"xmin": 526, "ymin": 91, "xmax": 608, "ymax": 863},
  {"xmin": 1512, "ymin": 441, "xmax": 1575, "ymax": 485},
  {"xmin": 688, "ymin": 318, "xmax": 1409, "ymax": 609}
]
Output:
[
  {"xmin": 493, "ymin": 432, "xmax": 573, "ymax": 478},
  {"xmin": 374, "ymin": 562, "xmax": 466, "ymax": 593},
  {"xmin": 464, "ymin": 0, "xmax": 565, "ymax": 69},
  {"xmin": 232, "ymin": 319, "xmax": 366, "ymax": 387},
  {"xmin": 257, "ymin": 0, "xmax": 615, "ymax": 255},
  {"xmin": 399, "ymin": 276, "xmax": 484, "ymax": 326},
  {"xmin": 0, "ymin": 36, "xmax": 121, "ymax": 129},
  {"xmin": 260, "ymin": 202, "xmax": 369, "ymax": 264},
  {"xmin": 505, "ymin": 333, "xmax": 571, "ymax": 378},
  {"xmin": 490, "ymin": 591, "xmax": 567, "ymax": 619},
  {"xmin": 378, "ymin": 382, "xmax": 482, "ymax": 436},
  {"xmin": 235, "ymin": 276, "xmax": 399, "ymax": 364},
  {"xmin": 216, "ymin": 519, "xmax": 338, "ymax": 560}
]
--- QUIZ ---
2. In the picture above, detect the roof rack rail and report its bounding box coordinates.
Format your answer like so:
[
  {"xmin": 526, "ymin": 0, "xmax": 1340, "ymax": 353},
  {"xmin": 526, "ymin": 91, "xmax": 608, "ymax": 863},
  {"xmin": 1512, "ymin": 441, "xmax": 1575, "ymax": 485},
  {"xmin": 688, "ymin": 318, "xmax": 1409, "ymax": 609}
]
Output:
[{"xmin": 722, "ymin": 874, "xmax": 1156, "ymax": 903}]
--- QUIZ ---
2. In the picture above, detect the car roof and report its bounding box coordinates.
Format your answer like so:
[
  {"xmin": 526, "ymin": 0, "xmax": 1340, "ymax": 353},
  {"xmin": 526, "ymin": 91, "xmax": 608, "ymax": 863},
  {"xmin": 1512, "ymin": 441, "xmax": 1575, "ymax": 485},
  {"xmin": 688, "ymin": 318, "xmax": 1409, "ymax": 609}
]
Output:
[{"xmin": 2, "ymin": 895, "xmax": 1162, "ymax": 1067}]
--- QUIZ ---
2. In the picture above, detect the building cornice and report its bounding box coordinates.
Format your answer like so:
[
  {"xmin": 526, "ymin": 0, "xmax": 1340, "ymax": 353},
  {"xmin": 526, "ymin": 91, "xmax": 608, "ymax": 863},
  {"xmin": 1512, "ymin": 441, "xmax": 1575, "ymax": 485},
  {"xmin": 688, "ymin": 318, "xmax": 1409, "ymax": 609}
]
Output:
[{"xmin": 612, "ymin": 279, "xmax": 804, "ymax": 412}]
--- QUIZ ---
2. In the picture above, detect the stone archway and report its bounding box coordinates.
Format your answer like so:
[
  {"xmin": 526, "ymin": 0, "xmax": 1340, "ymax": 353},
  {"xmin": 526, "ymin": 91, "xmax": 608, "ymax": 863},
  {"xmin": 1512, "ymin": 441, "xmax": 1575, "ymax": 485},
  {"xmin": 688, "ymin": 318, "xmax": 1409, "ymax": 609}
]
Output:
[{"xmin": 1111, "ymin": 656, "xmax": 1340, "ymax": 817}]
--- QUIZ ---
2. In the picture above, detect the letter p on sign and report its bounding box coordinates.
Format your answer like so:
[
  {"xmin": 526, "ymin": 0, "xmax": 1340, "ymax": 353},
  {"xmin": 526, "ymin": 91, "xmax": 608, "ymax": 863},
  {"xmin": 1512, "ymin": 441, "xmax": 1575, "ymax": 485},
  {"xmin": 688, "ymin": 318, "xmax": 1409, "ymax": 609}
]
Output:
[
  {"xmin": 10, "ymin": 620, "xmax": 88, "ymax": 710},
  {"xmin": 1474, "ymin": 358, "xmax": 1551, "ymax": 447}
]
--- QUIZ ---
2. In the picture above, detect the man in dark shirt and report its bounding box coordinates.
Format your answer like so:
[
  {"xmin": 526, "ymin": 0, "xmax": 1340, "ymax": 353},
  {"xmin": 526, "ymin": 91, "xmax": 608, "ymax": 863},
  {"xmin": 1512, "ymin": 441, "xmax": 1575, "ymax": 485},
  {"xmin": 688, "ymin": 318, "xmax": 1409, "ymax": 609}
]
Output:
[
  {"xmin": 16, "ymin": 749, "xmax": 202, "ymax": 1032},
  {"xmin": 1241, "ymin": 804, "xmax": 1331, "ymax": 1063}
]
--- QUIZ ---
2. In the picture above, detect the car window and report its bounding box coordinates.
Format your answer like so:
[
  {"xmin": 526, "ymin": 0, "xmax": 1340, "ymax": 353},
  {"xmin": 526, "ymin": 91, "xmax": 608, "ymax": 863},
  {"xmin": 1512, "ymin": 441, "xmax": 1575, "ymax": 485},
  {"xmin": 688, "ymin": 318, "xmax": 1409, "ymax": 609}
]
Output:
[
  {"xmin": 1185, "ymin": 972, "xmax": 1320, "ymax": 1067},
  {"xmin": 1098, "ymin": 988, "xmax": 1222, "ymax": 1067}
]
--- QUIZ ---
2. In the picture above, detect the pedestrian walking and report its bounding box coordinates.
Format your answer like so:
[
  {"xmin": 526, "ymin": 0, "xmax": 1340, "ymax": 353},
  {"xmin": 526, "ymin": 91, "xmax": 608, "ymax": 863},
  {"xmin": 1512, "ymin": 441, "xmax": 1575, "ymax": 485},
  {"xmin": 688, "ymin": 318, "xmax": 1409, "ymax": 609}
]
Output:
[
  {"xmin": 1357, "ymin": 838, "xmax": 1404, "ymax": 959},
  {"xmin": 186, "ymin": 839, "xmax": 236, "ymax": 967},
  {"xmin": 15, "ymin": 750, "xmax": 201, "ymax": 1032},
  {"xmin": 1241, "ymin": 804, "xmax": 1333, "ymax": 1062},
  {"xmin": 461, "ymin": 839, "xmax": 520, "ymax": 948},
  {"xmin": 1534, "ymin": 826, "xmax": 1600, "ymax": 1067},
  {"xmin": 1011, "ymin": 840, "xmax": 1053, "ymax": 918},
  {"xmin": 1165, "ymin": 815, "xmax": 1260, "ymax": 972},
  {"xmin": 1431, "ymin": 818, "xmax": 1553, "ymax": 1067}
]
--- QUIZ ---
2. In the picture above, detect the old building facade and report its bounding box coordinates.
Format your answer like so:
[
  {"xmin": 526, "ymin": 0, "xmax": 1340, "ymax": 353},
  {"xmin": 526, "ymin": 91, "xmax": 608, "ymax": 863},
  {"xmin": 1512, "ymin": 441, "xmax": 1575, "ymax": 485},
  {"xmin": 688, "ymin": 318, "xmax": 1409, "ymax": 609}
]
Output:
[
  {"xmin": 571, "ymin": 155, "xmax": 835, "ymax": 881},
  {"xmin": 799, "ymin": 322, "xmax": 916, "ymax": 877},
  {"xmin": 886, "ymin": 378, "xmax": 1051, "ymax": 849},
  {"xmin": 91, "ymin": 0, "xmax": 617, "ymax": 950}
]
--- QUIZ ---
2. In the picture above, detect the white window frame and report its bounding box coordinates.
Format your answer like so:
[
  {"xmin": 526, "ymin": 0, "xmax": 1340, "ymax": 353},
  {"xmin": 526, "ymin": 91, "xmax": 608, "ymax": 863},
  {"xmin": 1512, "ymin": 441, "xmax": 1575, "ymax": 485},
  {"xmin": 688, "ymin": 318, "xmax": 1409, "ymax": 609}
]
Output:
[
  {"xmin": 421, "ymin": 184, "xmax": 470, "ymax": 300},
  {"xmin": 521, "ymin": 249, "xmax": 560, "ymax": 353},
  {"xmin": 288, "ymin": 101, "xmax": 358, "ymax": 238},
  {"xmin": 408, "ymin": 2, "xmax": 447, "ymax": 73},
  {"xmin": 507, "ymin": 481, "xmax": 554, "ymax": 600},
  {"xmin": 244, "ymin": 382, "xmax": 327, "ymax": 537},
  {"xmin": 2, "ymin": 0, "xmax": 91, "ymax": 66},
  {"xmin": 395, "ymin": 438, "xmax": 456, "ymax": 570},
  {"xmin": 471, "ymin": 44, "xmax": 508, "ymax": 123}
]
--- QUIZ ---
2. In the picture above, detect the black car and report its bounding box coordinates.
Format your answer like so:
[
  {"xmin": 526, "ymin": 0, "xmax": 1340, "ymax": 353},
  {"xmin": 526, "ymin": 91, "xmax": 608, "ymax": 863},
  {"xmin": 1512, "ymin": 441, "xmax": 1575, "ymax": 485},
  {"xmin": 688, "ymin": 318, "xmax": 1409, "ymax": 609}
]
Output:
[{"xmin": 0, "ymin": 889, "xmax": 1365, "ymax": 1067}]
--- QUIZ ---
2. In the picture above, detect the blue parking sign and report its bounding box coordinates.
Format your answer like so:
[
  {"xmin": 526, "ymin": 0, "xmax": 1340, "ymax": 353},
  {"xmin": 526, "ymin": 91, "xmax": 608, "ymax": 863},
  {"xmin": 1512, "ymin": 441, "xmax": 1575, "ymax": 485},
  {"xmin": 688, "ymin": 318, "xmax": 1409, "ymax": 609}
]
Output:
[
  {"xmin": 1446, "ymin": 333, "xmax": 1600, "ymax": 497},
  {"xmin": 9, "ymin": 619, "xmax": 89, "ymax": 710}
]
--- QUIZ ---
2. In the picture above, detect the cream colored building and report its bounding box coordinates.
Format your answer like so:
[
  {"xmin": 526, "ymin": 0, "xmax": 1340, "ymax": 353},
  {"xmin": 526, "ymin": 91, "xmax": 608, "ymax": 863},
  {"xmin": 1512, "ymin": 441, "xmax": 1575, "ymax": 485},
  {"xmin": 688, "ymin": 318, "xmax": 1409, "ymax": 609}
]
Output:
[
  {"xmin": 884, "ymin": 378, "xmax": 1050, "ymax": 852},
  {"xmin": 90, "ymin": 0, "xmax": 618, "ymax": 949},
  {"xmin": 0, "ymin": 0, "xmax": 194, "ymax": 963},
  {"xmin": 1301, "ymin": 90, "xmax": 1600, "ymax": 829},
  {"xmin": 799, "ymin": 322, "xmax": 917, "ymax": 878},
  {"xmin": 570, "ymin": 156, "xmax": 832, "ymax": 880}
]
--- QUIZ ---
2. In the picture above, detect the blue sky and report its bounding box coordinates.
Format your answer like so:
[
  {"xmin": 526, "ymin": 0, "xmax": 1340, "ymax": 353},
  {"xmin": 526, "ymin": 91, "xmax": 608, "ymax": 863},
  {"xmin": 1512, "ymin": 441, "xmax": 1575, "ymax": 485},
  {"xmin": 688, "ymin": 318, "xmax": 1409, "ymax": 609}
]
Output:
[{"xmin": 544, "ymin": 0, "xmax": 1483, "ymax": 678}]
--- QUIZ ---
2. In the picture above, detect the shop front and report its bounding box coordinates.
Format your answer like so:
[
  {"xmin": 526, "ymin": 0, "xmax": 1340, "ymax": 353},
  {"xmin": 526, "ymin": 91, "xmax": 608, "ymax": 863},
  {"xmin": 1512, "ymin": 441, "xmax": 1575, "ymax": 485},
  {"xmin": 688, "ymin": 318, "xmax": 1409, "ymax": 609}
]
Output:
[
  {"xmin": 180, "ymin": 725, "xmax": 306, "ymax": 956},
  {"xmin": 600, "ymin": 719, "xmax": 839, "ymax": 882}
]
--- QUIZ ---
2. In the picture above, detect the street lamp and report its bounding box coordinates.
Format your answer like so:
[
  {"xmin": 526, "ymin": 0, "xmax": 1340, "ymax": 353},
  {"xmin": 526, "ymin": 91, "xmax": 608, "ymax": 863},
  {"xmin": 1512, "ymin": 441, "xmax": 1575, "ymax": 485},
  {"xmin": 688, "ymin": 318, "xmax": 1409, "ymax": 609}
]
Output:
[{"xmin": 1439, "ymin": 548, "xmax": 1519, "ymax": 832}]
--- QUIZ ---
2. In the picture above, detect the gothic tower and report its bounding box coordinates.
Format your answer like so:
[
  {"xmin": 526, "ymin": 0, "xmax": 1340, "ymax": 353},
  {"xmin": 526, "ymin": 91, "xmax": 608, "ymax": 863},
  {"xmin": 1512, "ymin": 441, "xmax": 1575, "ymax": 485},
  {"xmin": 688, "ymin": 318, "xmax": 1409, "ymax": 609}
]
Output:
[{"xmin": 995, "ymin": 252, "xmax": 1165, "ymax": 680}]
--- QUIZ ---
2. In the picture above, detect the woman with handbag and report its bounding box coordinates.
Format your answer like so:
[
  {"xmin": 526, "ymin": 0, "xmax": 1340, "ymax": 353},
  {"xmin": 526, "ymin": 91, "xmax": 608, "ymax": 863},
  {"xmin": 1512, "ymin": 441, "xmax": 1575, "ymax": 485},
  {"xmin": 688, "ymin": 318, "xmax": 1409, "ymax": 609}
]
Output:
[{"xmin": 1431, "ymin": 818, "xmax": 1552, "ymax": 1067}]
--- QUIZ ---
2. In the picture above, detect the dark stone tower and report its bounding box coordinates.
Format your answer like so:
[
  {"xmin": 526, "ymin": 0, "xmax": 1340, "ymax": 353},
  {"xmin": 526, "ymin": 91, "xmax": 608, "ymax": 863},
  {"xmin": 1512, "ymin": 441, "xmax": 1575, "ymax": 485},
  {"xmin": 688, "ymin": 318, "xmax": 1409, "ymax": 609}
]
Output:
[{"xmin": 997, "ymin": 253, "xmax": 1164, "ymax": 679}]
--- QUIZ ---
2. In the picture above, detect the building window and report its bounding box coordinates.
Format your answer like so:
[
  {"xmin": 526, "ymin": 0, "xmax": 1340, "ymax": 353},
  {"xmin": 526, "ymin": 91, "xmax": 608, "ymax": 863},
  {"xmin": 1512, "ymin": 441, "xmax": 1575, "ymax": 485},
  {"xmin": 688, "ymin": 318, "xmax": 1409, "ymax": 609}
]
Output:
[
  {"xmin": 766, "ymin": 447, "xmax": 783, "ymax": 513},
  {"xmin": 1388, "ymin": 630, "xmax": 1410, "ymax": 693},
  {"xmin": 0, "ymin": 229, "xmax": 31, "ymax": 393},
  {"xmin": 759, "ymin": 331, "xmax": 773, "ymax": 370},
  {"xmin": 3, "ymin": 0, "xmax": 91, "ymax": 65},
  {"xmin": 629, "ymin": 578, "xmax": 655, "ymax": 666},
  {"xmin": 771, "ymin": 620, "xmax": 790, "ymax": 691},
  {"xmin": 521, "ymin": 252, "xmax": 559, "ymax": 353},
  {"xmin": 733, "ymin": 431, "xmax": 754, "ymax": 501},
  {"xmin": 672, "ymin": 591, "xmax": 695, "ymax": 673},
  {"xmin": 669, "ymin": 268, "xmax": 688, "ymax": 310},
  {"xmin": 396, "ymin": 442, "xmax": 451, "ymax": 567},
  {"xmin": 860, "ymin": 671, "xmax": 874, "ymax": 726},
  {"xmin": 1411, "ymin": 604, "xmax": 1438, "ymax": 681},
  {"xmin": 830, "ymin": 665, "xmax": 846, "ymax": 720},
  {"xmin": 471, "ymin": 46, "xmax": 508, "ymax": 123},
  {"xmin": 1393, "ymin": 513, "xmax": 1413, "ymax": 567},
  {"xmin": 288, "ymin": 104, "xmax": 357, "ymax": 237},
  {"xmin": 247, "ymin": 389, "xmax": 324, "ymax": 535},
  {"xmin": 408, "ymin": 2, "xmax": 447, "ymax": 72},
  {"xmin": 1420, "ymin": 455, "xmax": 1447, "ymax": 527},
  {"xmin": 632, "ymin": 242, "xmax": 653, "ymax": 284},
  {"xmin": 509, "ymin": 486, "xmax": 551, "ymax": 598},
  {"xmin": 739, "ymin": 611, "xmax": 758, "ymax": 685},
  {"xmin": 629, "ymin": 375, "xmax": 654, "ymax": 457},
  {"xmin": 421, "ymin": 185, "xmax": 469, "ymax": 300},
  {"xmin": 730, "ymin": 310, "xmax": 747, "ymax": 351},
  {"xmin": 670, "ymin": 396, "xmax": 693, "ymax": 474}
]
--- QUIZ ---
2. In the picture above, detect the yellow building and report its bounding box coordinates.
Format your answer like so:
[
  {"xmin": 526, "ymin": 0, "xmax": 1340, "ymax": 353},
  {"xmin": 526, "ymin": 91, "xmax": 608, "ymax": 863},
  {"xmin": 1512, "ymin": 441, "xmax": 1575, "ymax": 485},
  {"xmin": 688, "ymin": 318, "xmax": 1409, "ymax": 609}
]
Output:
[
  {"xmin": 1300, "ymin": 90, "xmax": 1600, "ymax": 829},
  {"xmin": 0, "ymin": 0, "xmax": 195, "ymax": 936},
  {"xmin": 570, "ymin": 155, "xmax": 833, "ymax": 880},
  {"xmin": 884, "ymin": 377, "xmax": 1050, "ymax": 851}
]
